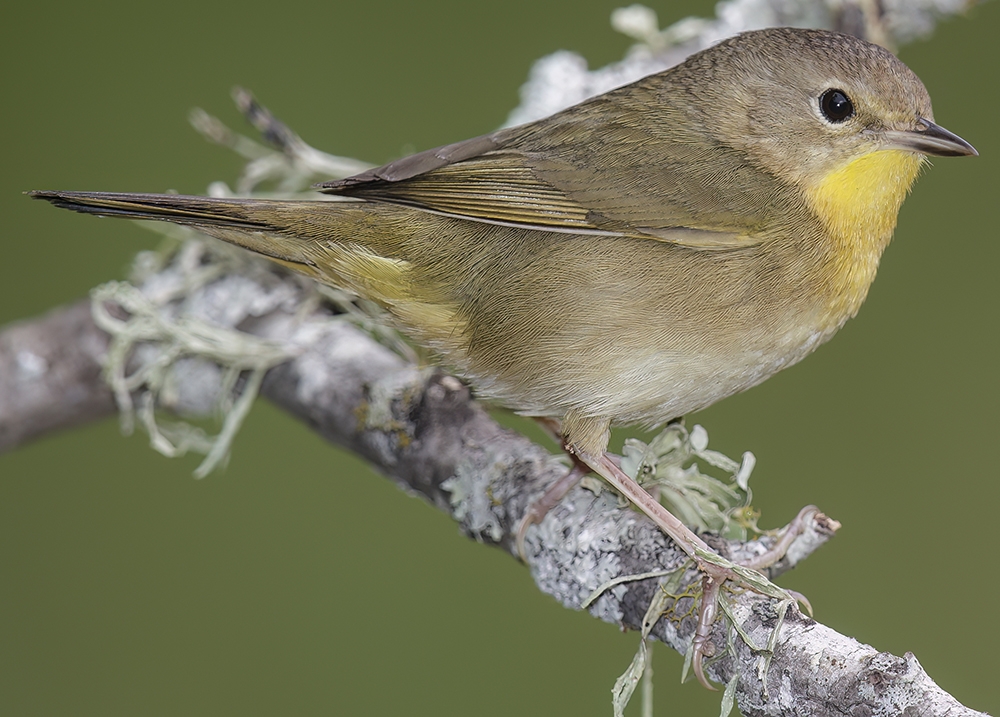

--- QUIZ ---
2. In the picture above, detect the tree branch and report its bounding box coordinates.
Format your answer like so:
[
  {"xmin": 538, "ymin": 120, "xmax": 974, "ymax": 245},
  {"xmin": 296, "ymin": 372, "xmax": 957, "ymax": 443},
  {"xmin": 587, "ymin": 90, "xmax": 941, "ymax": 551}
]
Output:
[
  {"xmin": 0, "ymin": 300, "xmax": 115, "ymax": 450},
  {"xmin": 0, "ymin": 258, "xmax": 984, "ymax": 716}
]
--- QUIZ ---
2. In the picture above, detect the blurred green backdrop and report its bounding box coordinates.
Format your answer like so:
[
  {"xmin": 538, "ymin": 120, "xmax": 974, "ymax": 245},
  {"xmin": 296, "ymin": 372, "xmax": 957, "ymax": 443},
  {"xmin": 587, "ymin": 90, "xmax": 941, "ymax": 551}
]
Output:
[{"xmin": 2, "ymin": 2, "xmax": 997, "ymax": 715}]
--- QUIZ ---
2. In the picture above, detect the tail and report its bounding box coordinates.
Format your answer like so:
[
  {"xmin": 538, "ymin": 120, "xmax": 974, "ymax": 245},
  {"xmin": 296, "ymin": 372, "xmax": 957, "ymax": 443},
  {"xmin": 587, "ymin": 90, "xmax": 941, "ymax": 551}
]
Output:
[
  {"xmin": 29, "ymin": 191, "xmax": 327, "ymax": 273},
  {"xmin": 28, "ymin": 191, "xmax": 455, "ymax": 340}
]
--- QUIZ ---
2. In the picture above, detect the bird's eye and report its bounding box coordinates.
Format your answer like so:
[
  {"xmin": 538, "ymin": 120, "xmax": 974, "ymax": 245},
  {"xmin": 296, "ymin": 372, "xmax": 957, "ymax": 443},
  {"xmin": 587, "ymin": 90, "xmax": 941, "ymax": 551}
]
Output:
[{"xmin": 819, "ymin": 89, "xmax": 854, "ymax": 123}]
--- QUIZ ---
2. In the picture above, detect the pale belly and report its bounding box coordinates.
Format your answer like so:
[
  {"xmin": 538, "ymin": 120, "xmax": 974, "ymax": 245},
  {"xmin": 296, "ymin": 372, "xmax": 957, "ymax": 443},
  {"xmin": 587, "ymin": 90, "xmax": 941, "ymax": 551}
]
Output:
[{"xmin": 465, "ymin": 314, "xmax": 839, "ymax": 428}]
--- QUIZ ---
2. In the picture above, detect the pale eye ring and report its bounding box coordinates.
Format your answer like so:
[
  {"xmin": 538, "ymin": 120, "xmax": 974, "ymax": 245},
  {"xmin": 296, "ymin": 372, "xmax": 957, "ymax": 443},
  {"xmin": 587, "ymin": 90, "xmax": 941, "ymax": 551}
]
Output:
[{"xmin": 820, "ymin": 88, "xmax": 854, "ymax": 123}]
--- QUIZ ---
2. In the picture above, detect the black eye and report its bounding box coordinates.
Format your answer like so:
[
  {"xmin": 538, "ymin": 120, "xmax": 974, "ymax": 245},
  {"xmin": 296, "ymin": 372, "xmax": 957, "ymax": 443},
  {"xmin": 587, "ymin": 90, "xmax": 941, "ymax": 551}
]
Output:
[{"xmin": 819, "ymin": 89, "xmax": 854, "ymax": 123}]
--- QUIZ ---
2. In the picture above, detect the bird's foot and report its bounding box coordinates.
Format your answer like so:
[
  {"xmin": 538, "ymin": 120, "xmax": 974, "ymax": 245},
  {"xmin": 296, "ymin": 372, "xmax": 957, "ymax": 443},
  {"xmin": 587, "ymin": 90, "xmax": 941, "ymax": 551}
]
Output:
[
  {"xmin": 518, "ymin": 423, "xmax": 820, "ymax": 690},
  {"xmin": 688, "ymin": 505, "xmax": 819, "ymax": 689}
]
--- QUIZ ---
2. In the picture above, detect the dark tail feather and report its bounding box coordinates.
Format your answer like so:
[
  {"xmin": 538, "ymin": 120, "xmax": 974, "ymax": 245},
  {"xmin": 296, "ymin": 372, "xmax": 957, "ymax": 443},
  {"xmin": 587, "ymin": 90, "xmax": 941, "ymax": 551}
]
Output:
[
  {"xmin": 29, "ymin": 191, "xmax": 276, "ymax": 230},
  {"xmin": 27, "ymin": 190, "xmax": 335, "ymax": 271}
]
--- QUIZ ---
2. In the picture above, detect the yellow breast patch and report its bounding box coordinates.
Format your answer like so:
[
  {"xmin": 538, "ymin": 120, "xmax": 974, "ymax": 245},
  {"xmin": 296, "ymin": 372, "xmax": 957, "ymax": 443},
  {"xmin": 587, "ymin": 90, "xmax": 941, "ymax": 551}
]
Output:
[{"xmin": 805, "ymin": 149, "xmax": 924, "ymax": 317}]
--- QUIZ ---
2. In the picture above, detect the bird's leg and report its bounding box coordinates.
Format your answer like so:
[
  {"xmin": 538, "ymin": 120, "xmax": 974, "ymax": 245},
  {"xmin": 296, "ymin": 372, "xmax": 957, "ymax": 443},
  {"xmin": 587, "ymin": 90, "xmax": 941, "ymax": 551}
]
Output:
[
  {"xmin": 521, "ymin": 415, "xmax": 816, "ymax": 689},
  {"xmin": 572, "ymin": 447, "xmax": 792, "ymax": 691},
  {"xmin": 573, "ymin": 449, "xmax": 718, "ymax": 563},
  {"xmin": 515, "ymin": 458, "xmax": 589, "ymax": 562},
  {"xmin": 515, "ymin": 417, "xmax": 587, "ymax": 561},
  {"xmin": 516, "ymin": 418, "xmax": 658, "ymax": 561}
]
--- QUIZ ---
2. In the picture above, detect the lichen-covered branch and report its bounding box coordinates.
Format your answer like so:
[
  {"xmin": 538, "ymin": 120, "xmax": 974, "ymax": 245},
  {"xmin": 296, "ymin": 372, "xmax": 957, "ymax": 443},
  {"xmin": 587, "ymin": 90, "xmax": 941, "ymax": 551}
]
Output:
[{"xmin": 0, "ymin": 252, "xmax": 983, "ymax": 716}]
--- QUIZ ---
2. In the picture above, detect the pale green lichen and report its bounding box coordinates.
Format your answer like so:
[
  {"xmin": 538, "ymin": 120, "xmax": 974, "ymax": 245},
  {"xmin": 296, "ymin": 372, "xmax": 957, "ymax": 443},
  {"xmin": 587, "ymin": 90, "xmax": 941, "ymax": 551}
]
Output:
[
  {"xmin": 92, "ymin": 278, "xmax": 293, "ymax": 478},
  {"xmin": 90, "ymin": 90, "xmax": 411, "ymax": 478},
  {"xmin": 620, "ymin": 422, "xmax": 761, "ymax": 540}
]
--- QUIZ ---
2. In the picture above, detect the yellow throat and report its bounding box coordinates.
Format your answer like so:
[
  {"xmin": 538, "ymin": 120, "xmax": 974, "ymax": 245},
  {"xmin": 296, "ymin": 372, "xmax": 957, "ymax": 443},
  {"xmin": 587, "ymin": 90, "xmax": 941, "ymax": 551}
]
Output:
[{"xmin": 805, "ymin": 149, "xmax": 925, "ymax": 317}]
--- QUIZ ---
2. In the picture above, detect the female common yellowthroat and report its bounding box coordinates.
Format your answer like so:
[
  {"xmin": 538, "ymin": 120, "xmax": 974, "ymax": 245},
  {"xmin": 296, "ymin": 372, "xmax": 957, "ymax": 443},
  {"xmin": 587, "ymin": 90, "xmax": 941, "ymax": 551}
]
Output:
[{"xmin": 32, "ymin": 27, "xmax": 976, "ymax": 683}]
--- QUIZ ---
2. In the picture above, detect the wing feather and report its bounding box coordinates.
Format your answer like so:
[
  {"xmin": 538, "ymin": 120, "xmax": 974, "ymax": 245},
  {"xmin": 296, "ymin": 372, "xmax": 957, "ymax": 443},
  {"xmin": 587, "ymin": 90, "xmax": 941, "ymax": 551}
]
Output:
[{"xmin": 318, "ymin": 79, "xmax": 790, "ymax": 250}]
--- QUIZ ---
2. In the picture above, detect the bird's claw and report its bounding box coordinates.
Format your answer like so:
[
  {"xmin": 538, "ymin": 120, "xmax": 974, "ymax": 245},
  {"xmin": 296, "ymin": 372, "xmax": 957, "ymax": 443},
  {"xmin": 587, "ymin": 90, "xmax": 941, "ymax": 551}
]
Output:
[
  {"xmin": 688, "ymin": 506, "xmax": 820, "ymax": 688},
  {"xmin": 690, "ymin": 564, "xmax": 731, "ymax": 690}
]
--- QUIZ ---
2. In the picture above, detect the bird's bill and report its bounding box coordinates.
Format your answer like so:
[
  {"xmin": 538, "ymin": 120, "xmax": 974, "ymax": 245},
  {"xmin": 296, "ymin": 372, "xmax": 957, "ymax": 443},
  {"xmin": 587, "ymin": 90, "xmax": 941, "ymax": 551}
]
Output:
[{"xmin": 883, "ymin": 118, "xmax": 978, "ymax": 157}]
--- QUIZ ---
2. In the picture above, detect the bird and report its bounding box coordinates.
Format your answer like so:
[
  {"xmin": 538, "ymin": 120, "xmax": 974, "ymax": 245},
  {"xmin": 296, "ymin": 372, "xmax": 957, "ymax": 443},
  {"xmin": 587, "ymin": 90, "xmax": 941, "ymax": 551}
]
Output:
[{"xmin": 30, "ymin": 27, "xmax": 977, "ymax": 687}]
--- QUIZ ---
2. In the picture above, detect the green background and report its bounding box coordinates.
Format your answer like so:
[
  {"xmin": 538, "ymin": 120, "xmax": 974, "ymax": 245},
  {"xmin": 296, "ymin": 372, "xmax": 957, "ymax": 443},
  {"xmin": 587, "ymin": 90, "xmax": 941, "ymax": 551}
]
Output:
[{"xmin": 2, "ymin": 2, "xmax": 997, "ymax": 715}]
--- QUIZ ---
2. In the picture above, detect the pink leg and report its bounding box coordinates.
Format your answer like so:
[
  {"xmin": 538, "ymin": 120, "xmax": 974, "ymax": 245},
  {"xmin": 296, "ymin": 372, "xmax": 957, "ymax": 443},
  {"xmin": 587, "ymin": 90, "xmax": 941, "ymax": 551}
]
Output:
[
  {"xmin": 515, "ymin": 459, "xmax": 589, "ymax": 562},
  {"xmin": 574, "ymin": 449, "xmax": 815, "ymax": 690},
  {"xmin": 520, "ymin": 429, "xmax": 816, "ymax": 690}
]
